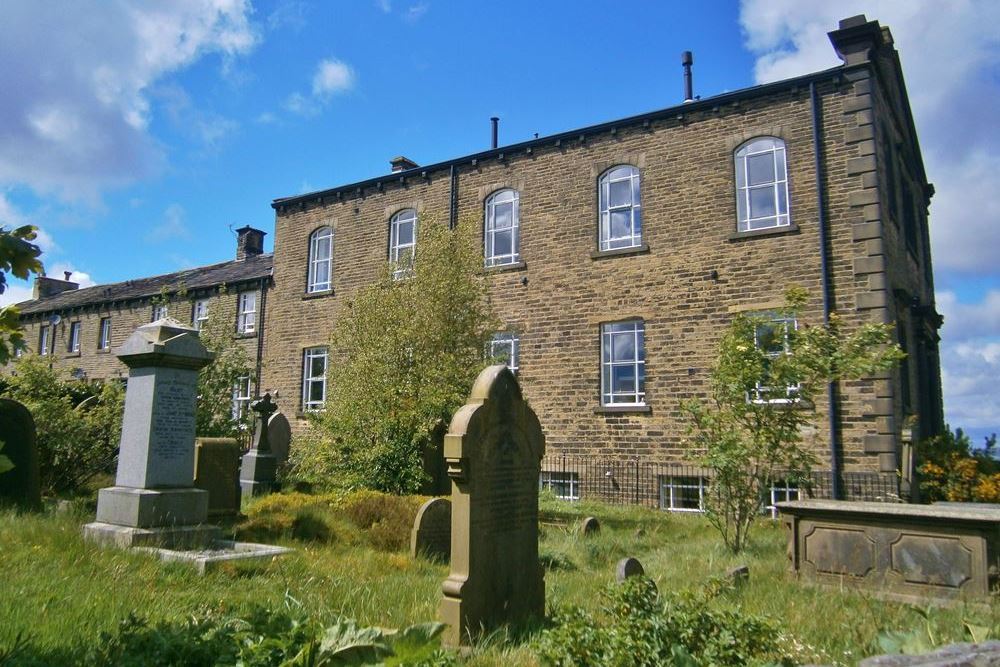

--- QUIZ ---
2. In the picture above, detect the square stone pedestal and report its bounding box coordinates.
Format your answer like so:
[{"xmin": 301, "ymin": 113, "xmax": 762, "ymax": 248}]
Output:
[
  {"xmin": 84, "ymin": 486, "xmax": 220, "ymax": 549},
  {"xmin": 240, "ymin": 451, "xmax": 277, "ymax": 497}
]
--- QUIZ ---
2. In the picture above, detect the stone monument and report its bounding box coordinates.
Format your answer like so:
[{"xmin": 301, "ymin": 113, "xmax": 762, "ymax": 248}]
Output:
[
  {"xmin": 194, "ymin": 437, "xmax": 242, "ymax": 517},
  {"xmin": 439, "ymin": 365, "xmax": 545, "ymax": 647},
  {"xmin": 267, "ymin": 411, "xmax": 292, "ymax": 465},
  {"xmin": 0, "ymin": 398, "xmax": 41, "ymax": 510},
  {"xmin": 240, "ymin": 393, "xmax": 279, "ymax": 497},
  {"xmin": 411, "ymin": 497, "xmax": 451, "ymax": 562},
  {"xmin": 83, "ymin": 319, "xmax": 217, "ymax": 548},
  {"xmin": 615, "ymin": 557, "xmax": 645, "ymax": 583}
]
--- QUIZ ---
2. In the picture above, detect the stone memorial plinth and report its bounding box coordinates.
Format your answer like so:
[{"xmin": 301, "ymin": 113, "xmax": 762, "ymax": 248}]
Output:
[
  {"xmin": 240, "ymin": 394, "xmax": 278, "ymax": 497},
  {"xmin": 194, "ymin": 438, "xmax": 242, "ymax": 517},
  {"xmin": 411, "ymin": 497, "xmax": 451, "ymax": 561},
  {"xmin": 84, "ymin": 319, "xmax": 218, "ymax": 548},
  {"xmin": 439, "ymin": 365, "xmax": 545, "ymax": 647},
  {"xmin": 779, "ymin": 499, "xmax": 1000, "ymax": 603},
  {"xmin": 0, "ymin": 398, "xmax": 41, "ymax": 510}
]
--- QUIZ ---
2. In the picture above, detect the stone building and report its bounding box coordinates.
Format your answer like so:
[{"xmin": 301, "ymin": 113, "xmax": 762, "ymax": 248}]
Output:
[
  {"xmin": 260, "ymin": 16, "xmax": 942, "ymax": 503},
  {"xmin": 9, "ymin": 227, "xmax": 272, "ymax": 416}
]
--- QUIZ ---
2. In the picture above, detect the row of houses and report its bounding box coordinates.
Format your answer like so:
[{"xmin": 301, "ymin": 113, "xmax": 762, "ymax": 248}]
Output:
[{"xmin": 5, "ymin": 16, "xmax": 943, "ymax": 505}]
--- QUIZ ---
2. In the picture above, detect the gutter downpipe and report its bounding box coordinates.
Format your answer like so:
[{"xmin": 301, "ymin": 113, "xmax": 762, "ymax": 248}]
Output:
[
  {"xmin": 254, "ymin": 275, "xmax": 268, "ymax": 397},
  {"xmin": 449, "ymin": 164, "xmax": 458, "ymax": 229},
  {"xmin": 811, "ymin": 80, "xmax": 842, "ymax": 500}
]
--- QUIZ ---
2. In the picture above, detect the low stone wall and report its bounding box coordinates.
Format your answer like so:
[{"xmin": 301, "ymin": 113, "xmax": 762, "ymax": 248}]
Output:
[{"xmin": 778, "ymin": 500, "xmax": 1000, "ymax": 604}]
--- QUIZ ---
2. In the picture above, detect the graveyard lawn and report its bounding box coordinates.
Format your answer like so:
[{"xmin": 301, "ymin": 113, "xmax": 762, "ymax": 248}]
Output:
[{"xmin": 2, "ymin": 494, "xmax": 999, "ymax": 666}]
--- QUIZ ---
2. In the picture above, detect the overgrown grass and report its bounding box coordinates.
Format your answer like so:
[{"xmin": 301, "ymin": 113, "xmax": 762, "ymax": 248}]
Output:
[{"xmin": 2, "ymin": 494, "xmax": 998, "ymax": 665}]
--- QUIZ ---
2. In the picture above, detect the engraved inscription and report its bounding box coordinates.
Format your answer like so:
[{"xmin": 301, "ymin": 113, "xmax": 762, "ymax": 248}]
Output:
[{"xmin": 150, "ymin": 371, "xmax": 198, "ymax": 464}]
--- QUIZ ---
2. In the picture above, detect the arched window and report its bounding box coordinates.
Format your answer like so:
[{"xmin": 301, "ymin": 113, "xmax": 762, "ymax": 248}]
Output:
[
  {"xmin": 735, "ymin": 137, "xmax": 790, "ymax": 232},
  {"xmin": 484, "ymin": 189, "xmax": 520, "ymax": 267},
  {"xmin": 307, "ymin": 226, "xmax": 334, "ymax": 293},
  {"xmin": 598, "ymin": 165, "xmax": 642, "ymax": 251},
  {"xmin": 389, "ymin": 209, "xmax": 417, "ymax": 279}
]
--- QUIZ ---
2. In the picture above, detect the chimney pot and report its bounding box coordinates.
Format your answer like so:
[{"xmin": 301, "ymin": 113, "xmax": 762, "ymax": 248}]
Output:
[
  {"xmin": 63, "ymin": 271, "xmax": 72, "ymax": 281},
  {"xmin": 682, "ymin": 51, "xmax": 694, "ymax": 102},
  {"xmin": 490, "ymin": 117, "xmax": 499, "ymax": 149}
]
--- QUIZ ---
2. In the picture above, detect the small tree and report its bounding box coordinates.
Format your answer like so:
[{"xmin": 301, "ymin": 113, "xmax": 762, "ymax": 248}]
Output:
[
  {"xmin": 0, "ymin": 225, "xmax": 44, "ymax": 364},
  {"xmin": 194, "ymin": 286, "xmax": 255, "ymax": 440},
  {"xmin": 296, "ymin": 215, "xmax": 499, "ymax": 493},
  {"xmin": 917, "ymin": 426, "xmax": 1000, "ymax": 502},
  {"xmin": 684, "ymin": 286, "xmax": 904, "ymax": 553}
]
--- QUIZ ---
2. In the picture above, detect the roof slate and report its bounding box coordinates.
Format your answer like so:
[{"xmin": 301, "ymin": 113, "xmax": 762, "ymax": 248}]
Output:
[{"xmin": 16, "ymin": 254, "xmax": 273, "ymax": 316}]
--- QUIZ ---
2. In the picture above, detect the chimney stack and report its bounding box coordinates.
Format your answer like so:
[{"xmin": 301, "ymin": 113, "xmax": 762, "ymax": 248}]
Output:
[
  {"xmin": 236, "ymin": 226, "xmax": 266, "ymax": 261},
  {"xmin": 682, "ymin": 51, "xmax": 694, "ymax": 102},
  {"xmin": 828, "ymin": 15, "xmax": 890, "ymax": 66},
  {"xmin": 390, "ymin": 156, "xmax": 419, "ymax": 172},
  {"xmin": 32, "ymin": 274, "xmax": 79, "ymax": 300},
  {"xmin": 490, "ymin": 117, "xmax": 499, "ymax": 149}
]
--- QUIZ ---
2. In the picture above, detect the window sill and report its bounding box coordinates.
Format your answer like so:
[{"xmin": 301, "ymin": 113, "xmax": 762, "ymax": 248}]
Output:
[
  {"xmin": 235, "ymin": 332, "xmax": 258, "ymax": 339},
  {"xmin": 302, "ymin": 289, "xmax": 335, "ymax": 301},
  {"xmin": 63, "ymin": 351, "xmax": 81, "ymax": 358},
  {"xmin": 590, "ymin": 244, "xmax": 650, "ymax": 260},
  {"xmin": 485, "ymin": 260, "xmax": 527, "ymax": 273},
  {"xmin": 729, "ymin": 223, "xmax": 799, "ymax": 241},
  {"xmin": 296, "ymin": 410, "xmax": 324, "ymax": 419},
  {"xmin": 96, "ymin": 348, "xmax": 111, "ymax": 355},
  {"xmin": 594, "ymin": 405, "xmax": 652, "ymax": 415}
]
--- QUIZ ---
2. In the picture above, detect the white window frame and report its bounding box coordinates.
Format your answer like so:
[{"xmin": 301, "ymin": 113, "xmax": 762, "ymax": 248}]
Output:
[
  {"xmin": 389, "ymin": 209, "xmax": 417, "ymax": 280},
  {"xmin": 98, "ymin": 317, "xmax": 112, "ymax": 350},
  {"xmin": 307, "ymin": 226, "xmax": 334, "ymax": 293},
  {"xmin": 484, "ymin": 189, "xmax": 521, "ymax": 267},
  {"xmin": 598, "ymin": 165, "xmax": 642, "ymax": 251},
  {"xmin": 659, "ymin": 475, "xmax": 706, "ymax": 513},
  {"xmin": 152, "ymin": 304, "xmax": 168, "ymax": 322},
  {"xmin": 539, "ymin": 471, "xmax": 580, "ymax": 501},
  {"xmin": 238, "ymin": 292, "xmax": 257, "ymax": 334},
  {"xmin": 68, "ymin": 321, "xmax": 81, "ymax": 352},
  {"xmin": 302, "ymin": 346, "xmax": 328, "ymax": 412},
  {"xmin": 735, "ymin": 137, "xmax": 790, "ymax": 233},
  {"xmin": 193, "ymin": 299, "xmax": 209, "ymax": 331},
  {"xmin": 600, "ymin": 320, "xmax": 646, "ymax": 406},
  {"xmin": 231, "ymin": 375, "xmax": 252, "ymax": 421},
  {"xmin": 489, "ymin": 332, "xmax": 520, "ymax": 375},
  {"xmin": 750, "ymin": 315, "xmax": 799, "ymax": 404},
  {"xmin": 39, "ymin": 325, "xmax": 49, "ymax": 356},
  {"xmin": 764, "ymin": 479, "xmax": 800, "ymax": 519}
]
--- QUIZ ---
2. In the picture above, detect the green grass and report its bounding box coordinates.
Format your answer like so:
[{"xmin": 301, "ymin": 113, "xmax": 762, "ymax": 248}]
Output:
[{"xmin": 2, "ymin": 495, "xmax": 999, "ymax": 666}]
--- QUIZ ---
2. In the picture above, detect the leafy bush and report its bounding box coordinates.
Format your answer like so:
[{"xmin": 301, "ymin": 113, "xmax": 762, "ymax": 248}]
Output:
[
  {"xmin": 917, "ymin": 426, "xmax": 1000, "ymax": 502},
  {"xmin": 1, "ymin": 355, "xmax": 124, "ymax": 495},
  {"xmin": 3, "ymin": 604, "xmax": 454, "ymax": 666},
  {"xmin": 537, "ymin": 577, "xmax": 794, "ymax": 667},
  {"xmin": 342, "ymin": 489, "xmax": 427, "ymax": 551}
]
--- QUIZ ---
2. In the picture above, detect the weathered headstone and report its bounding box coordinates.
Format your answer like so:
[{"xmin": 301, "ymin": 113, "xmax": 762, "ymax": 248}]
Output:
[
  {"xmin": 0, "ymin": 398, "xmax": 41, "ymax": 510},
  {"xmin": 83, "ymin": 319, "xmax": 218, "ymax": 548},
  {"xmin": 615, "ymin": 557, "xmax": 645, "ymax": 583},
  {"xmin": 194, "ymin": 438, "xmax": 242, "ymax": 517},
  {"xmin": 726, "ymin": 564, "xmax": 749, "ymax": 587},
  {"xmin": 267, "ymin": 411, "xmax": 292, "ymax": 465},
  {"xmin": 240, "ymin": 394, "xmax": 279, "ymax": 497},
  {"xmin": 411, "ymin": 497, "xmax": 451, "ymax": 561},
  {"xmin": 579, "ymin": 516, "xmax": 601, "ymax": 535},
  {"xmin": 440, "ymin": 365, "xmax": 545, "ymax": 647}
]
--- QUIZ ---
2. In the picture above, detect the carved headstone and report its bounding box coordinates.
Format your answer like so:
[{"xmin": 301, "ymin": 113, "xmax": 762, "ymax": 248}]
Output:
[
  {"xmin": 0, "ymin": 398, "xmax": 41, "ymax": 510},
  {"xmin": 240, "ymin": 393, "xmax": 279, "ymax": 497},
  {"xmin": 579, "ymin": 516, "xmax": 601, "ymax": 535},
  {"xmin": 411, "ymin": 497, "xmax": 452, "ymax": 562},
  {"xmin": 83, "ymin": 319, "xmax": 218, "ymax": 548},
  {"xmin": 616, "ymin": 557, "xmax": 645, "ymax": 583},
  {"xmin": 726, "ymin": 564, "xmax": 750, "ymax": 587},
  {"xmin": 267, "ymin": 411, "xmax": 292, "ymax": 465},
  {"xmin": 440, "ymin": 365, "xmax": 545, "ymax": 647},
  {"xmin": 194, "ymin": 438, "xmax": 242, "ymax": 517}
]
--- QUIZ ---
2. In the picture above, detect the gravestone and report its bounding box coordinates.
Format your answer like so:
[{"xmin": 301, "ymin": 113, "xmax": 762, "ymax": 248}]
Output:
[
  {"xmin": 194, "ymin": 438, "xmax": 241, "ymax": 517},
  {"xmin": 411, "ymin": 497, "xmax": 451, "ymax": 561},
  {"xmin": 579, "ymin": 516, "xmax": 601, "ymax": 535},
  {"xmin": 439, "ymin": 365, "xmax": 545, "ymax": 647},
  {"xmin": 726, "ymin": 564, "xmax": 749, "ymax": 587},
  {"xmin": 615, "ymin": 557, "xmax": 645, "ymax": 583},
  {"xmin": 0, "ymin": 398, "xmax": 41, "ymax": 510},
  {"xmin": 240, "ymin": 394, "xmax": 278, "ymax": 497},
  {"xmin": 267, "ymin": 411, "xmax": 292, "ymax": 465},
  {"xmin": 83, "ymin": 319, "xmax": 218, "ymax": 548}
]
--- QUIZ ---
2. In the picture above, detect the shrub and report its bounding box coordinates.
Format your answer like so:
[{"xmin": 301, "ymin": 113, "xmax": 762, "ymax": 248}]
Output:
[
  {"xmin": 342, "ymin": 489, "xmax": 427, "ymax": 552},
  {"xmin": 917, "ymin": 426, "xmax": 1000, "ymax": 502},
  {"xmin": 537, "ymin": 577, "xmax": 794, "ymax": 667}
]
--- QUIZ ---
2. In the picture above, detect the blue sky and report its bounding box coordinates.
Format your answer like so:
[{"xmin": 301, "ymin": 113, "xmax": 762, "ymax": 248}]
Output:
[{"xmin": 1, "ymin": 1, "xmax": 998, "ymax": 443}]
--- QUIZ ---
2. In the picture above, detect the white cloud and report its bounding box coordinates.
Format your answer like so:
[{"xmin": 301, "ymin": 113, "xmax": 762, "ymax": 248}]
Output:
[
  {"xmin": 375, "ymin": 0, "xmax": 392, "ymax": 14},
  {"xmin": 285, "ymin": 57, "xmax": 355, "ymax": 117},
  {"xmin": 404, "ymin": 2, "xmax": 429, "ymax": 22},
  {"xmin": 0, "ymin": 0, "xmax": 258, "ymax": 201},
  {"xmin": 47, "ymin": 263, "xmax": 96, "ymax": 289},
  {"xmin": 0, "ymin": 283, "xmax": 33, "ymax": 307},
  {"xmin": 156, "ymin": 84, "xmax": 241, "ymax": 151},
  {"xmin": 146, "ymin": 204, "xmax": 191, "ymax": 243}
]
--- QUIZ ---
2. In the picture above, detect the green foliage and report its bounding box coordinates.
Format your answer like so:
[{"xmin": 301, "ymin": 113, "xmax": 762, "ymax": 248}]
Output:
[
  {"xmin": 0, "ymin": 225, "xmax": 44, "ymax": 365},
  {"xmin": 0, "ymin": 440, "xmax": 12, "ymax": 475},
  {"xmin": 917, "ymin": 425, "xmax": 1000, "ymax": 502},
  {"xmin": 297, "ymin": 216, "xmax": 499, "ymax": 493},
  {"xmin": 684, "ymin": 286, "xmax": 904, "ymax": 552},
  {"xmin": 876, "ymin": 606, "xmax": 996, "ymax": 656},
  {"xmin": 537, "ymin": 576, "xmax": 792, "ymax": 666},
  {"xmin": 341, "ymin": 489, "xmax": 427, "ymax": 551},
  {"xmin": 1, "ymin": 355, "xmax": 124, "ymax": 494},
  {"xmin": 194, "ymin": 285, "xmax": 255, "ymax": 440}
]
